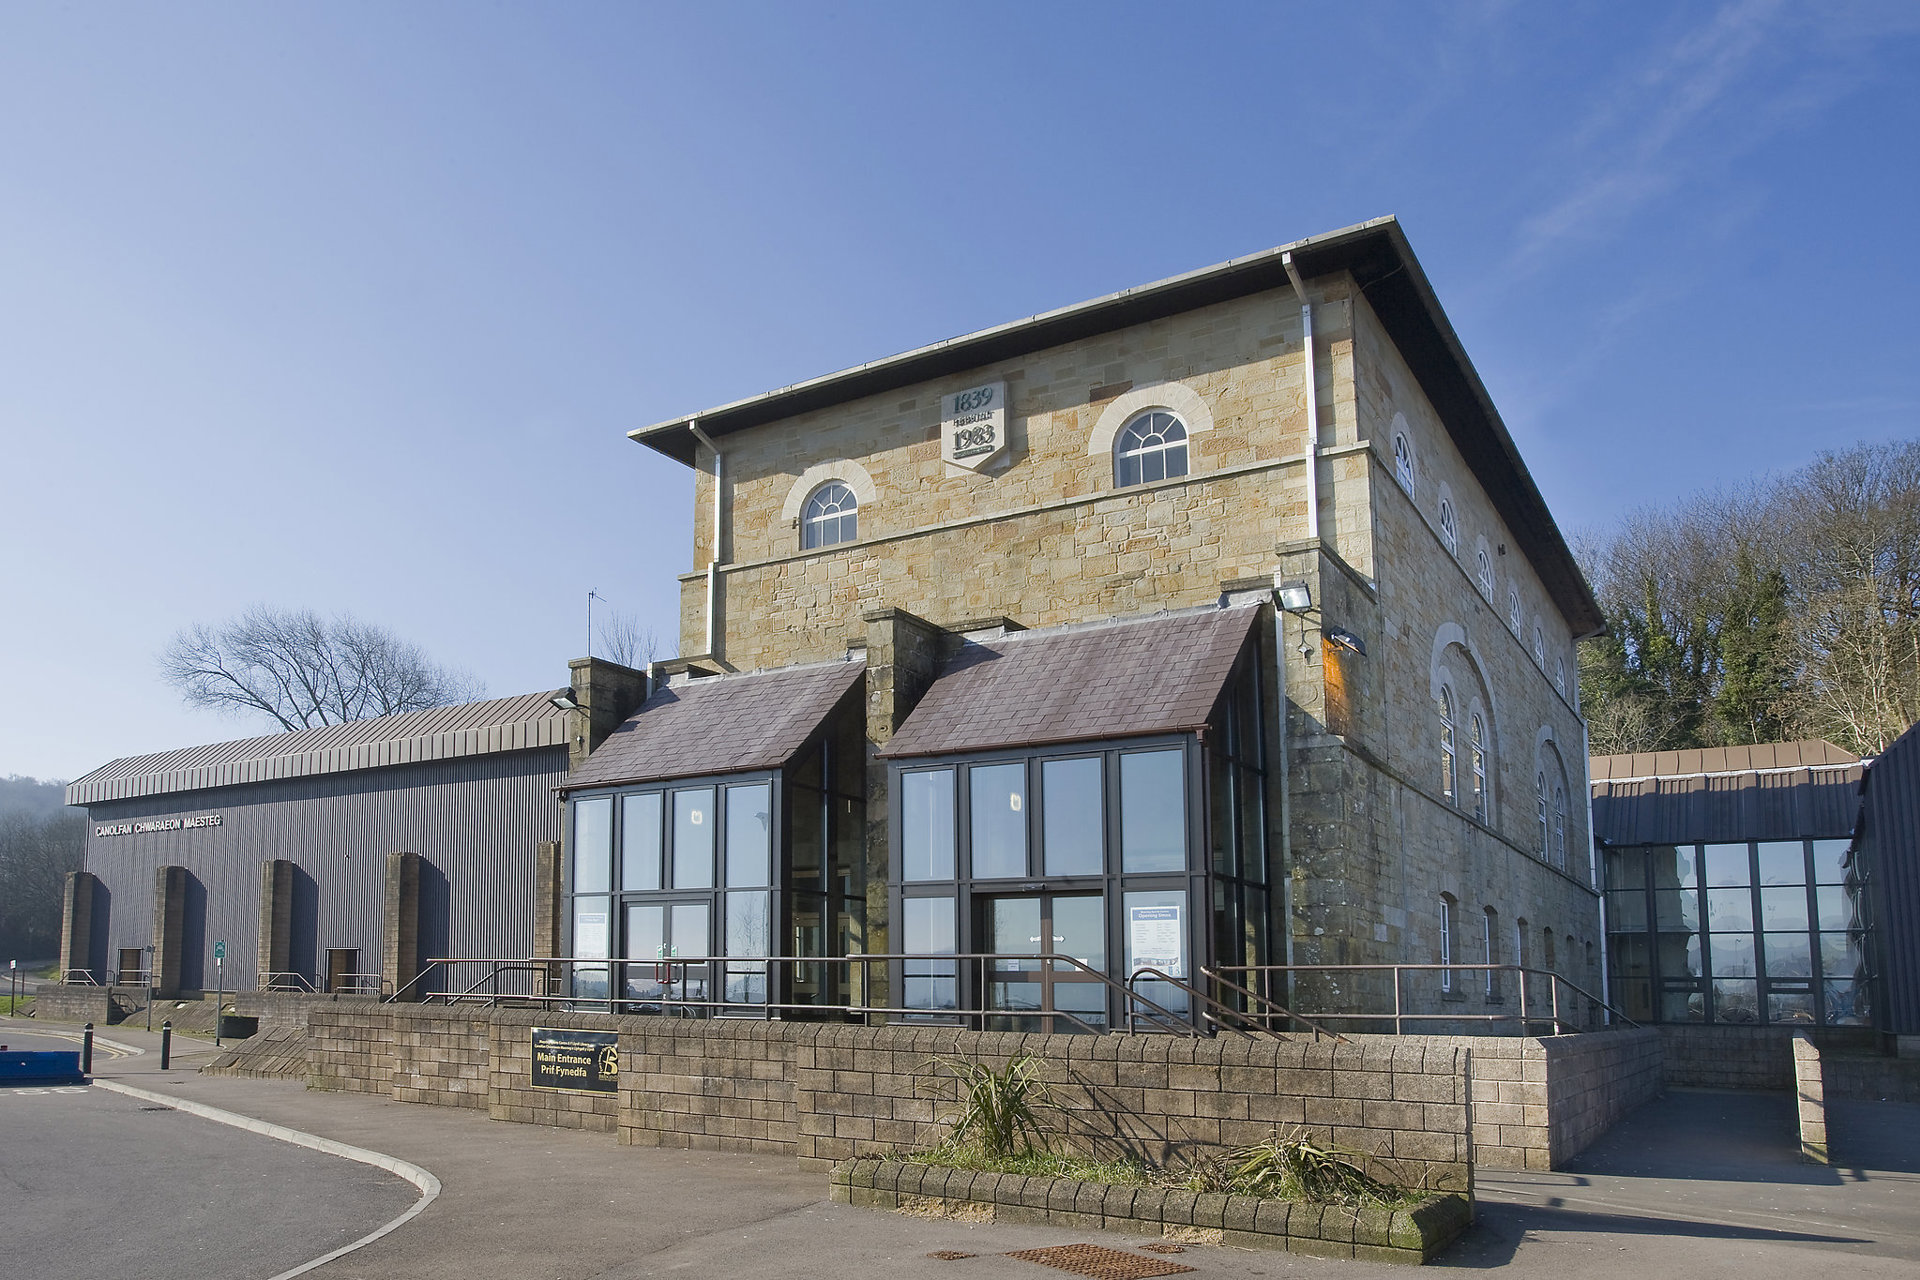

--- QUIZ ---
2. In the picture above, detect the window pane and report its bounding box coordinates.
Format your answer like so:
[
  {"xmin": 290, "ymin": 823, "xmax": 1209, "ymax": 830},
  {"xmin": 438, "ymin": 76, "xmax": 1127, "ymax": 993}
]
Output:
[
  {"xmin": 969, "ymin": 762, "xmax": 1027, "ymax": 879},
  {"xmin": 1606, "ymin": 889, "xmax": 1647, "ymax": 932},
  {"xmin": 1812, "ymin": 839, "xmax": 1850, "ymax": 884},
  {"xmin": 1706, "ymin": 887, "xmax": 1753, "ymax": 931},
  {"xmin": 1661, "ymin": 988, "xmax": 1706, "ymax": 1022},
  {"xmin": 1702, "ymin": 844, "xmax": 1751, "ymax": 887},
  {"xmin": 1654, "ymin": 888, "xmax": 1700, "ymax": 931},
  {"xmin": 1825, "ymin": 979, "xmax": 1861, "ymax": 1024},
  {"xmin": 572, "ymin": 896, "xmax": 610, "ymax": 1000},
  {"xmin": 1053, "ymin": 894, "xmax": 1106, "ymax": 971},
  {"xmin": 1605, "ymin": 846, "xmax": 1648, "ymax": 890},
  {"xmin": 902, "ymin": 896, "xmax": 956, "ymax": 1010},
  {"xmin": 672, "ymin": 789, "xmax": 715, "ymax": 888},
  {"xmin": 833, "ymin": 796, "xmax": 864, "ymax": 899},
  {"xmin": 621, "ymin": 793, "xmax": 662, "ymax": 892},
  {"xmin": 791, "ymin": 788, "xmax": 824, "ymax": 886},
  {"xmin": 1115, "ymin": 453, "xmax": 1141, "ymax": 488},
  {"xmin": 1815, "ymin": 885, "xmax": 1851, "ymax": 931},
  {"xmin": 1609, "ymin": 932, "xmax": 1651, "ymax": 979},
  {"xmin": 1767, "ymin": 989, "xmax": 1816, "ymax": 1025},
  {"xmin": 725, "ymin": 783, "xmax": 772, "ymax": 887},
  {"xmin": 1649, "ymin": 845, "xmax": 1698, "ymax": 890},
  {"xmin": 1712, "ymin": 978, "xmax": 1759, "ymax": 1023},
  {"xmin": 1710, "ymin": 932, "xmax": 1756, "ymax": 977},
  {"xmin": 622, "ymin": 902, "xmax": 665, "ymax": 1001},
  {"xmin": 987, "ymin": 897, "xmax": 1042, "ymax": 970},
  {"xmin": 1760, "ymin": 886, "xmax": 1810, "ymax": 931},
  {"xmin": 1756, "ymin": 842, "xmax": 1807, "ymax": 886},
  {"xmin": 901, "ymin": 769, "xmax": 955, "ymax": 881},
  {"xmin": 1042, "ymin": 757, "xmax": 1103, "ymax": 877},
  {"xmin": 670, "ymin": 902, "xmax": 709, "ymax": 1000},
  {"xmin": 1121, "ymin": 750, "xmax": 1186, "ymax": 872},
  {"xmin": 1763, "ymin": 933, "xmax": 1812, "ymax": 978},
  {"xmin": 1820, "ymin": 932, "xmax": 1863, "ymax": 981},
  {"xmin": 1209, "ymin": 752, "xmax": 1235, "ymax": 877},
  {"xmin": 725, "ymin": 891, "xmax": 771, "ymax": 1004},
  {"xmin": 1237, "ymin": 763, "xmax": 1265, "ymax": 884},
  {"xmin": 1124, "ymin": 889, "xmax": 1189, "ymax": 1015},
  {"xmin": 572, "ymin": 797, "xmax": 612, "ymax": 893}
]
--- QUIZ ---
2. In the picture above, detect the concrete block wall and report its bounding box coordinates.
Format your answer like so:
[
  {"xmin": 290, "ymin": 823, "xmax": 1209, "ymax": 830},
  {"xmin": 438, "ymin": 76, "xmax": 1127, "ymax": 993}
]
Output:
[
  {"xmin": 389, "ymin": 1005, "xmax": 490, "ymax": 1111},
  {"xmin": 489, "ymin": 1010, "xmax": 616, "ymax": 1131},
  {"xmin": 309, "ymin": 1004, "xmax": 403, "ymax": 1095},
  {"xmin": 32, "ymin": 987, "xmax": 113, "ymax": 1025},
  {"xmin": 619, "ymin": 1017, "xmax": 798, "ymax": 1152},
  {"xmin": 1657, "ymin": 1025, "xmax": 1875, "ymax": 1091},
  {"xmin": 1792, "ymin": 1034, "xmax": 1827, "ymax": 1163},
  {"xmin": 790, "ymin": 1025, "xmax": 1473, "ymax": 1192}
]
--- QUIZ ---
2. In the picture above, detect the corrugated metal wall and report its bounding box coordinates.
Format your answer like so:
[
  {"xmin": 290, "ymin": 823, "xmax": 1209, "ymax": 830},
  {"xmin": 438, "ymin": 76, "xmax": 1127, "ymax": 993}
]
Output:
[
  {"xmin": 1857, "ymin": 724, "xmax": 1920, "ymax": 1035},
  {"xmin": 76, "ymin": 747, "xmax": 565, "ymax": 991}
]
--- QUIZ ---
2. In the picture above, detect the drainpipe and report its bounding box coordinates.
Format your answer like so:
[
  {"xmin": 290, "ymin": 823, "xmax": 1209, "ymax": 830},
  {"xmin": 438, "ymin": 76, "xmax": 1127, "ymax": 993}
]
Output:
[
  {"xmin": 1269, "ymin": 580, "xmax": 1295, "ymax": 972},
  {"xmin": 687, "ymin": 418, "xmax": 723, "ymax": 658},
  {"xmin": 1281, "ymin": 253, "xmax": 1320, "ymax": 544}
]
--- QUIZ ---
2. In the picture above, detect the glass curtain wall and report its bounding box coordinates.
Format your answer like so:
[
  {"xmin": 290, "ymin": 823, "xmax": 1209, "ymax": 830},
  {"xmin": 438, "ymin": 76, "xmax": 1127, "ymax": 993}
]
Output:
[
  {"xmin": 890, "ymin": 650, "xmax": 1268, "ymax": 1031},
  {"xmin": 561, "ymin": 713, "xmax": 867, "ymax": 1015},
  {"xmin": 1604, "ymin": 839, "xmax": 1863, "ymax": 1024}
]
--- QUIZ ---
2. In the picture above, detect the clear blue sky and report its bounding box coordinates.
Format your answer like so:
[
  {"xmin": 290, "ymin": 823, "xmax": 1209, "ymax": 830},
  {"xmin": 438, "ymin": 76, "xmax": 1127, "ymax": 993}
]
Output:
[{"xmin": 3, "ymin": 2, "xmax": 1915, "ymax": 782}]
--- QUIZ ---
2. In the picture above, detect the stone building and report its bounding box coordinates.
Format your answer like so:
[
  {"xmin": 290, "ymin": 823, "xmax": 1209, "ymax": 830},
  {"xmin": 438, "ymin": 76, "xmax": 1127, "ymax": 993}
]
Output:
[{"xmin": 559, "ymin": 216, "xmax": 1605, "ymax": 1030}]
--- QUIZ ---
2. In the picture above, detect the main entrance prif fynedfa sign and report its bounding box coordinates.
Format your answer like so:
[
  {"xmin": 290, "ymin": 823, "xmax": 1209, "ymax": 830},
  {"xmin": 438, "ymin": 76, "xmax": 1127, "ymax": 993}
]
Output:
[
  {"xmin": 940, "ymin": 381, "xmax": 1009, "ymax": 472},
  {"xmin": 530, "ymin": 1027, "xmax": 619, "ymax": 1093}
]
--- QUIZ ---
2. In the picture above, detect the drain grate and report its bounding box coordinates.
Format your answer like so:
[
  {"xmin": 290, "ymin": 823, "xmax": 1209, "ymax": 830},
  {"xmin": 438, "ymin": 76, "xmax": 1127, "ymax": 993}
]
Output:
[
  {"xmin": 1005, "ymin": 1244, "xmax": 1196, "ymax": 1279},
  {"xmin": 1138, "ymin": 1245, "xmax": 1187, "ymax": 1255},
  {"xmin": 927, "ymin": 1251, "xmax": 977, "ymax": 1261}
]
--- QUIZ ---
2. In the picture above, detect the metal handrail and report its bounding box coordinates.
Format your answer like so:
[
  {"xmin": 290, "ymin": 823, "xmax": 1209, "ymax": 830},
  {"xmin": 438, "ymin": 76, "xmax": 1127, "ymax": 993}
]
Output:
[
  {"xmin": 396, "ymin": 952, "xmax": 1197, "ymax": 1034},
  {"xmin": 260, "ymin": 972, "xmax": 319, "ymax": 994},
  {"xmin": 62, "ymin": 969, "xmax": 102, "ymax": 986},
  {"xmin": 331, "ymin": 972, "xmax": 389, "ymax": 997},
  {"xmin": 1185, "ymin": 966, "xmax": 1347, "ymax": 1041},
  {"xmin": 1209, "ymin": 963, "xmax": 1641, "ymax": 1035}
]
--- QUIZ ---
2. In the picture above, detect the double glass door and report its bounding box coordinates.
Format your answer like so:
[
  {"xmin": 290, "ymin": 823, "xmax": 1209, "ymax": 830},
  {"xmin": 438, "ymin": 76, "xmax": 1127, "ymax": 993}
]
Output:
[
  {"xmin": 981, "ymin": 893, "xmax": 1106, "ymax": 1032},
  {"xmin": 621, "ymin": 900, "xmax": 710, "ymax": 1008}
]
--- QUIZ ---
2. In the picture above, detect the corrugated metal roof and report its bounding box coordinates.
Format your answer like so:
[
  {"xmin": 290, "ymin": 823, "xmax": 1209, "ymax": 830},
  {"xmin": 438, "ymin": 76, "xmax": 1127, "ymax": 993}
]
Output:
[
  {"xmin": 1589, "ymin": 739, "xmax": 1865, "ymax": 846},
  {"xmin": 562, "ymin": 659, "xmax": 866, "ymax": 791},
  {"xmin": 66, "ymin": 691, "xmax": 572, "ymax": 807},
  {"xmin": 879, "ymin": 603, "xmax": 1261, "ymax": 760}
]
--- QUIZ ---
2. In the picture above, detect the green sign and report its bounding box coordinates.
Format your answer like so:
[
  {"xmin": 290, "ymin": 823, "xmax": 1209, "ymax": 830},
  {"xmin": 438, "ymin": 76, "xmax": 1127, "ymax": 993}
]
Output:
[{"xmin": 213, "ymin": 940, "xmax": 226, "ymax": 961}]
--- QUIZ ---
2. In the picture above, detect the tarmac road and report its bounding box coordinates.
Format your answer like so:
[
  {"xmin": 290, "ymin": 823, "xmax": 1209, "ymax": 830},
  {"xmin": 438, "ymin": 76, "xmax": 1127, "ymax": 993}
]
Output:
[{"xmin": 0, "ymin": 1060, "xmax": 420, "ymax": 1280}]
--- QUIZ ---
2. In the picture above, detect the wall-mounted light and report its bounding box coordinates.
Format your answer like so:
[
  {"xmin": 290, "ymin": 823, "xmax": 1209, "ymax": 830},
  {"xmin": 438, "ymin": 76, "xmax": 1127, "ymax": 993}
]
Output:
[
  {"xmin": 1327, "ymin": 626, "xmax": 1368, "ymax": 656},
  {"xmin": 1275, "ymin": 581, "xmax": 1313, "ymax": 613},
  {"xmin": 550, "ymin": 691, "xmax": 582, "ymax": 712}
]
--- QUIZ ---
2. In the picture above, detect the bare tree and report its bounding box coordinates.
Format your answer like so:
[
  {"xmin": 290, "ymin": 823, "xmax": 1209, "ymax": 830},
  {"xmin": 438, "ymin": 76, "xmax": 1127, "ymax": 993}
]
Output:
[
  {"xmin": 160, "ymin": 605, "xmax": 485, "ymax": 731},
  {"xmin": 596, "ymin": 610, "xmax": 661, "ymax": 670}
]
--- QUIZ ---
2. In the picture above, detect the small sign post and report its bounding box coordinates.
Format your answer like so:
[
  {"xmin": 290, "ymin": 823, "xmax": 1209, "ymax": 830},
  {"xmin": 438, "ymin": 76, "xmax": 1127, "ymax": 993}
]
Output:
[{"xmin": 213, "ymin": 941, "xmax": 227, "ymax": 1047}]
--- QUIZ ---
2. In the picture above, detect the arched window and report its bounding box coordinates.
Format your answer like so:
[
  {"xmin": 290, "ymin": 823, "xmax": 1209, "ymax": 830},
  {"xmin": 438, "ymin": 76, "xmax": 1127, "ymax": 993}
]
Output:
[
  {"xmin": 1555, "ymin": 655, "xmax": 1567, "ymax": 695},
  {"xmin": 1535, "ymin": 771, "xmax": 1548, "ymax": 857},
  {"xmin": 1439, "ymin": 894, "xmax": 1455, "ymax": 993},
  {"xmin": 1553, "ymin": 785, "xmax": 1568, "ymax": 869},
  {"xmin": 1476, "ymin": 546, "xmax": 1493, "ymax": 599},
  {"xmin": 1393, "ymin": 433, "xmax": 1415, "ymax": 496},
  {"xmin": 800, "ymin": 481, "xmax": 858, "ymax": 549},
  {"xmin": 1438, "ymin": 686, "xmax": 1457, "ymax": 804},
  {"xmin": 1114, "ymin": 410, "xmax": 1188, "ymax": 487},
  {"xmin": 1543, "ymin": 928, "xmax": 1557, "ymax": 974},
  {"xmin": 1532, "ymin": 622, "xmax": 1546, "ymax": 667},
  {"xmin": 1438, "ymin": 498, "xmax": 1459, "ymax": 556},
  {"xmin": 1508, "ymin": 586, "xmax": 1522, "ymax": 634},
  {"xmin": 1469, "ymin": 714, "xmax": 1487, "ymax": 822}
]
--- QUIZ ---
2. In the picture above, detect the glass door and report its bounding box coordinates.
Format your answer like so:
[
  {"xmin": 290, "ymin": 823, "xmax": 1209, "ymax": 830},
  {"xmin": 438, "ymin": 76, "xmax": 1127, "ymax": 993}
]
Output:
[
  {"xmin": 620, "ymin": 900, "xmax": 711, "ymax": 1012},
  {"xmin": 980, "ymin": 893, "xmax": 1106, "ymax": 1032}
]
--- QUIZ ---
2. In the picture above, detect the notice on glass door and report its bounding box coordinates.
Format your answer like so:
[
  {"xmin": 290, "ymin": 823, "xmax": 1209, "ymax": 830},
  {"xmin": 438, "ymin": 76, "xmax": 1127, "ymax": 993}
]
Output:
[{"xmin": 1128, "ymin": 905, "xmax": 1183, "ymax": 978}]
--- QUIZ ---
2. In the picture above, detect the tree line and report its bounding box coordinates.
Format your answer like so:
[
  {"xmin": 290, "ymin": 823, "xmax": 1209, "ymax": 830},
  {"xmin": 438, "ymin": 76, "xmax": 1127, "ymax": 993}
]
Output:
[
  {"xmin": 1578, "ymin": 438, "xmax": 1920, "ymax": 758},
  {"xmin": 0, "ymin": 781, "xmax": 83, "ymax": 962}
]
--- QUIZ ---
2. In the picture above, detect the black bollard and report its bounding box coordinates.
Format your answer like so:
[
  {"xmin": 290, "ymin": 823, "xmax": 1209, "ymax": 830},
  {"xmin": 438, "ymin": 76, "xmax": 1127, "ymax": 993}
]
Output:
[
  {"xmin": 82, "ymin": 1023, "xmax": 94, "ymax": 1075},
  {"xmin": 160, "ymin": 1020, "xmax": 172, "ymax": 1070}
]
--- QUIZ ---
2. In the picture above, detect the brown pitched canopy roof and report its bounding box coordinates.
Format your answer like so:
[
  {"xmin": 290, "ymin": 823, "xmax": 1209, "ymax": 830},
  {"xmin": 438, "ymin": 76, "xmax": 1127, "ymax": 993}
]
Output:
[
  {"xmin": 563, "ymin": 659, "xmax": 865, "ymax": 791},
  {"xmin": 66, "ymin": 691, "xmax": 573, "ymax": 807},
  {"xmin": 879, "ymin": 604, "xmax": 1261, "ymax": 760},
  {"xmin": 1589, "ymin": 739, "xmax": 1865, "ymax": 846}
]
